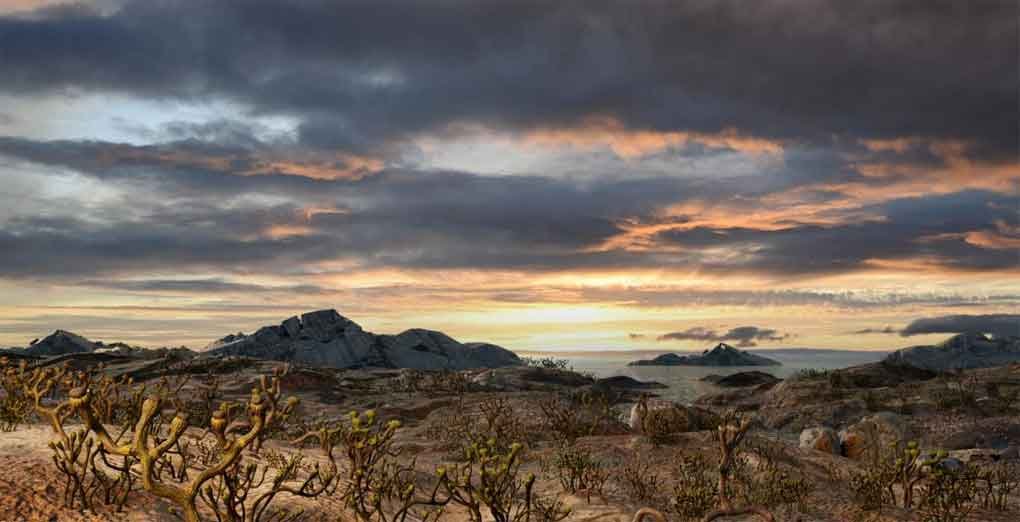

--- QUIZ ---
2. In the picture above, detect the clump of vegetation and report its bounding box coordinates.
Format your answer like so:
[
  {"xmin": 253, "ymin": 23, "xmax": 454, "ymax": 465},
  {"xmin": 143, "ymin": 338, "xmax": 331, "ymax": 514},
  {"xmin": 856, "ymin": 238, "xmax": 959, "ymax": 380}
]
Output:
[
  {"xmin": 0, "ymin": 358, "xmax": 338, "ymax": 521},
  {"xmin": 634, "ymin": 394, "xmax": 695, "ymax": 446},
  {"xmin": 437, "ymin": 439, "xmax": 570, "ymax": 522},
  {"xmin": 537, "ymin": 390, "xmax": 624, "ymax": 443},
  {"xmin": 792, "ymin": 368, "xmax": 833, "ymax": 380},
  {"xmin": 669, "ymin": 454, "xmax": 718, "ymax": 521},
  {"xmin": 425, "ymin": 397, "xmax": 538, "ymax": 458},
  {"xmin": 618, "ymin": 451, "xmax": 664, "ymax": 506},
  {"xmin": 521, "ymin": 356, "xmax": 572, "ymax": 371},
  {"xmin": 917, "ymin": 461, "xmax": 978, "ymax": 522},
  {"xmin": 327, "ymin": 410, "xmax": 447, "ymax": 522},
  {"xmin": 550, "ymin": 443, "xmax": 609, "ymax": 502}
]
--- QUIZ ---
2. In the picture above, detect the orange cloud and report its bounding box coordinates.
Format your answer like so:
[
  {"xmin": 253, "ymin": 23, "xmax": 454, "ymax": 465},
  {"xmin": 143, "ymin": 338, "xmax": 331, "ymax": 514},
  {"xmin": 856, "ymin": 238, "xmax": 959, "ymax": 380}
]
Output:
[{"xmin": 522, "ymin": 116, "xmax": 784, "ymax": 158}]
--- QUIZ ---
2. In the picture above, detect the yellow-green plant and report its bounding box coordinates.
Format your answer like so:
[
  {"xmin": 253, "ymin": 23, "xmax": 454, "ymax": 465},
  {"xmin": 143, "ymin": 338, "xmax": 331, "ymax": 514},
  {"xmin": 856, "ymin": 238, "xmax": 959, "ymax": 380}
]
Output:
[{"xmin": 437, "ymin": 439, "xmax": 569, "ymax": 522}]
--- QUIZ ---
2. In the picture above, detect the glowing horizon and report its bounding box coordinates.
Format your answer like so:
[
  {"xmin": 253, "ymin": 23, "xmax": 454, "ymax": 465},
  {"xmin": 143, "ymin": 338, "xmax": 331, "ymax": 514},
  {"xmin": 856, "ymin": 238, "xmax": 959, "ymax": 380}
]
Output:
[{"xmin": 0, "ymin": 1, "xmax": 1016, "ymax": 353}]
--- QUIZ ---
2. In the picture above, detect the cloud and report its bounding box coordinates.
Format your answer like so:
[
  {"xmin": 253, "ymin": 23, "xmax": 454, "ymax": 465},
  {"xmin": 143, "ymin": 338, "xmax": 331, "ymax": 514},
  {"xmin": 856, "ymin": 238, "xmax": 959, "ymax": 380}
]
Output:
[
  {"xmin": 852, "ymin": 326, "xmax": 897, "ymax": 335},
  {"xmin": 900, "ymin": 314, "xmax": 1020, "ymax": 339},
  {"xmin": 657, "ymin": 325, "xmax": 790, "ymax": 347},
  {"xmin": 628, "ymin": 333, "xmax": 645, "ymax": 340},
  {"xmin": 0, "ymin": 0, "xmax": 1014, "ymax": 158},
  {"xmin": 652, "ymin": 190, "xmax": 1020, "ymax": 276},
  {"xmin": 77, "ymin": 278, "xmax": 328, "ymax": 294}
]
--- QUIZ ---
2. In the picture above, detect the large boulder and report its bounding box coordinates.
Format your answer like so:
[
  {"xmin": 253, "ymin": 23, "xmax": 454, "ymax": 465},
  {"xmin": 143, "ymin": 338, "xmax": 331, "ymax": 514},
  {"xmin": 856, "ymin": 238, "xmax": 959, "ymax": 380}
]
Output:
[
  {"xmin": 840, "ymin": 412, "xmax": 909, "ymax": 461},
  {"xmin": 207, "ymin": 309, "xmax": 522, "ymax": 370},
  {"xmin": 800, "ymin": 427, "xmax": 840, "ymax": 454}
]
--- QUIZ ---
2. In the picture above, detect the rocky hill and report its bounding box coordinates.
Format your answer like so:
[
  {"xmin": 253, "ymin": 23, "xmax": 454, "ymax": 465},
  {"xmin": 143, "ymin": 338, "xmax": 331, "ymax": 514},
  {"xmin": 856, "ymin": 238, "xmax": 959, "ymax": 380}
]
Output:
[
  {"xmin": 884, "ymin": 331, "xmax": 1020, "ymax": 371},
  {"xmin": 627, "ymin": 343, "xmax": 781, "ymax": 366},
  {"xmin": 23, "ymin": 330, "xmax": 96, "ymax": 356},
  {"xmin": 205, "ymin": 309, "xmax": 522, "ymax": 370}
]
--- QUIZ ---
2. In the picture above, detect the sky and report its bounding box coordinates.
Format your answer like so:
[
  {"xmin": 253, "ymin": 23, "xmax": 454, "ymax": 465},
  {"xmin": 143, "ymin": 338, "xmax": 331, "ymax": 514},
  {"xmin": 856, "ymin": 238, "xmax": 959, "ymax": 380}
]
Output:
[{"xmin": 0, "ymin": 0, "xmax": 1017, "ymax": 352}]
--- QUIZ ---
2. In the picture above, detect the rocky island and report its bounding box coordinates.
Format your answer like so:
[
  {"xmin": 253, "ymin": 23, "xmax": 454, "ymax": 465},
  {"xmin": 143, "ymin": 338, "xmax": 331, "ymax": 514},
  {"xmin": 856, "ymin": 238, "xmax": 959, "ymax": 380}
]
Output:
[{"xmin": 627, "ymin": 342, "xmax": 782, "ymax": 366}]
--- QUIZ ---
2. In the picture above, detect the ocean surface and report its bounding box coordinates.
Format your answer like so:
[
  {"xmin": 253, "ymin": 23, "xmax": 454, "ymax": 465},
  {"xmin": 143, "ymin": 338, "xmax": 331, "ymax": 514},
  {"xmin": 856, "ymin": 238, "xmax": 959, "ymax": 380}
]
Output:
[{"xmin": 535, "ymin": 349, "xmax": 889, "ymax": 404}]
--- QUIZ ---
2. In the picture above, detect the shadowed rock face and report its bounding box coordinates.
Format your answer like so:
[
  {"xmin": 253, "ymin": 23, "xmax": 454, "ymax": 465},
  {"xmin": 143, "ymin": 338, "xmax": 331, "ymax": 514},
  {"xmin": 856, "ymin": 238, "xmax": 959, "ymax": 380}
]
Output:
[
  {"xmin": 884, "ymin": 332, "xmax": 1020, "ymax": 371},
  {"xmin": 206, "ymin": 309, "xmax": 522, "ymax": 370},
  {"xmin": 627, "ymin": 343, "xmax": 781, "ymax": 367},
  {"xmin": 701, "ymin": 371, "xmax": 781, "ymax": 387},
  {"xmin": 23, "ymin": 330, "xmax": 96, "ymax": 356}
]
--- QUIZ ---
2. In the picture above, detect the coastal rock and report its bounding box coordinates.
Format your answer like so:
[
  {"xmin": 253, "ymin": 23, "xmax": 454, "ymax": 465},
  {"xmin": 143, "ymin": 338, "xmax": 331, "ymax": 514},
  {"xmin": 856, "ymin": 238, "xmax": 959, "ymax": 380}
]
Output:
[
  {"xmin": 884, "ymin": 332, "xmax": 1020, "ymax": 371},
  {"xmin": 701, "ymin": 371, "xmax": 780, "ymax": 387},
  {"xmin": 23, "ymin": 330, "xmax": 96, "ymax": 356},
  {"xmin": 208, "ymin": 309, "xmax": 522, "ymax": 370},
  {"xmin": 628, "ymin": 343, "xmax": 781, "ymax": 367},
  {"xmin": 799, "ymin": 427, "xmax": 840, "ymax": 454}
]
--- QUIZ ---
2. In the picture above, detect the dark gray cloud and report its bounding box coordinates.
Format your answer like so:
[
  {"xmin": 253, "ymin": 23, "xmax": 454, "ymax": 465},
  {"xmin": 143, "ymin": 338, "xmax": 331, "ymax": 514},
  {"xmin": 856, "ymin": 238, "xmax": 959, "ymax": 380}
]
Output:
[
  {"xmin": 655, "ymin": 190, "xmax": 1020, "ymax": 275},
  {"xmin": 0, "ymin": 0, "xmax": 1014, "ymax": 158},
  {"xmin": 900, "ymin": 314, "xmax": 1020, "ymax": 339},
  {"xmin": 77, "ymin": 278, "xmax": 328, "ymax": 294},
  {"xmin": 657, "ymin": 325, "xmax": 790, "ymax": 347},
  {"xmin": 852, "ymin": 326, "xmax": 897, "ymax": 335}
]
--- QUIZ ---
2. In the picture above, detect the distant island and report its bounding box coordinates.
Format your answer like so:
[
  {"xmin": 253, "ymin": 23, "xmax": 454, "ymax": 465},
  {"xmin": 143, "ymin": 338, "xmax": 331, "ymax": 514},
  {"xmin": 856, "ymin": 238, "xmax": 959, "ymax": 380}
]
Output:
[{"xmin": 627, "ymin": 343, "xmax": 782, "ymax": 366}]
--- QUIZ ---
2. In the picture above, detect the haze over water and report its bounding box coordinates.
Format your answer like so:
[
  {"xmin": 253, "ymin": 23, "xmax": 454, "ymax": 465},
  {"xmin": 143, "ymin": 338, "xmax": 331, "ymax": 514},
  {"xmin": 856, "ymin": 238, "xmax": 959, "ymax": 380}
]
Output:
[{"xmin": 536, "ymin": 349, "xmax": 889, "ymax": 404}]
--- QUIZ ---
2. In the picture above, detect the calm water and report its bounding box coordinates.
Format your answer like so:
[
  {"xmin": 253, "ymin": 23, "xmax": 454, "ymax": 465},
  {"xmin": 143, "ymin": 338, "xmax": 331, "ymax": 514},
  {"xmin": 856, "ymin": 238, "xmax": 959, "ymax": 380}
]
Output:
[{"xmin": 551, "ymin": 349, "xmax": 889, "ymax": 404}]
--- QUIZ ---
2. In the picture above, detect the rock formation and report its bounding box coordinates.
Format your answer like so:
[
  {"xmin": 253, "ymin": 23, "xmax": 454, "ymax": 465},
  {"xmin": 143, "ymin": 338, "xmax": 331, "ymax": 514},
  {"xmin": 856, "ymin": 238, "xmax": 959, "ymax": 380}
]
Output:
[
  {"xmin": 700, "ymin": 371, "xmax": 781, "ymax": 387},
  {"xmin": 23, "ymin": 330, "xmax": 96, "ymax": 356},
  {"xmin": 884, "ymin": 332, "xmax": 1020, "ymax": 371},
  {"xmin": 627, "ymin": 343, "xmax": 781, "ymax": 367},
  {"xmin": 206, "ymin": 309, "xmax": 522, "ymax": 370}
]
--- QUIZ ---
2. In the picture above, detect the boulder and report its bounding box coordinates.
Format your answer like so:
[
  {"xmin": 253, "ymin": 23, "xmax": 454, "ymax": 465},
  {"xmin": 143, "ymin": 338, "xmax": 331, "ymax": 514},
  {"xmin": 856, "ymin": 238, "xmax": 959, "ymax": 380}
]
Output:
[
  {"xmin": 840, "ymin": 412, "xmax": 909, "ymax": 461},
  {"xmin": 800, "ymin": 427, "xmax": 840, "ymax": 454},
  {"xmin": 629, "ymin": 398, "xmax": 716, "ymax": 435}
]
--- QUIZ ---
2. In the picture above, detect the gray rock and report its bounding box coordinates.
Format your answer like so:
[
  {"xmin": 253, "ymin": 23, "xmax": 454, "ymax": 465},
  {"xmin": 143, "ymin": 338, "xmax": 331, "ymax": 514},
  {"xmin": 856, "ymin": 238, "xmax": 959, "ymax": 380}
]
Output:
[
  {"xmin": 937, "ymin": 457, "xmax": 965, "ymax": 472},
  {"xmin": 1000, "ymin": 445, "xmax": 1019, "ymax": 460},
  {"xmin": 23, "ymin": 330, "xmax": 96, "ymax": 356},
  {"xmin": 628, "ymin": 343, "xmax": 781, "ymax": 367},
  {"xmin": 282, "ymin": 316, "xmax": 301, "ymax": 339},
  {"xmin": 884, "ymin": 332, "xmax": 1020, "ymax": 371},
  {"xmin": 207, "ymin": 309, "xmax": 522, "ymax": 370}
]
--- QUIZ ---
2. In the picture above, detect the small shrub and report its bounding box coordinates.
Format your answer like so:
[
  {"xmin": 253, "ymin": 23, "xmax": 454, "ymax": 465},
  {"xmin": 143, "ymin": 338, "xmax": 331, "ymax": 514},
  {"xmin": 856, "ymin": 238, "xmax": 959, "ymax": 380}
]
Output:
[
  {"xmin": 551, "ymin": 444, "xmax": 609, "ymax": 502},
  {"xmin": 618, "ymin": 451, "xmax": 664, "ymax": 505},
  {"xmin": 521, "ymin": 357, "xmax": 571, "ymax": 371},
  {"xmin": 669, "ymin": 454, "xmax": 717, "ymax": 521},
  {"xmin": 438, "ymin": 439, "xmax": 569, "ymax": 522},
  {"xmin": 537, "ymin": 391, "xmax": 623, "ymax": 443},
  {"xmin": 917, "ymin": 465, "xmax": 978, "ymax": 522}
]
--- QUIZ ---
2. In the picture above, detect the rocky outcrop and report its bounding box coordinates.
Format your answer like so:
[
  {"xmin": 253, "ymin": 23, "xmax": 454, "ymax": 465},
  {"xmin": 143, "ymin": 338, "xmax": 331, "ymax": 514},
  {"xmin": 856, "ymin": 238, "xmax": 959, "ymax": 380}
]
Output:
[
  {"xmin": 628, "ymin": 397, "xmax": 719, "ymax": 435},
  {"xmin": 839, "ymin": 412, "xmax": 909, "ymax": 461},
  {"xmin": 23, "ymin": 330, "xmax": 96, "ymax": 356},
  {"xmin": 884, "ymin": 332, "xmax": 1020, "ymax": 371},
  {"xmin": 206, "ymin": 309, "xmax": 522, "ymax": 370},
  {"xmin": 800, "ymin": 427, "xmax": 840, "ymax": 454},
  {"xmin": 628, "ymin": 343, "xmax": 781, "ymax": 367},
  {"xmin": 701, "ymin": 371, "xmax": 781, "ymax": 387}
]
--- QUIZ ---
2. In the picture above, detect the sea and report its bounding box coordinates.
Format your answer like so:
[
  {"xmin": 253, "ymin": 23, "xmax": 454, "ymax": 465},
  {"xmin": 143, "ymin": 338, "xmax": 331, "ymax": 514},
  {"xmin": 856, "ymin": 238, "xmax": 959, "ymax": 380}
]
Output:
[{"xmin": 522, "ymin": 349, "xmax": 890, "ymax": 404}]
